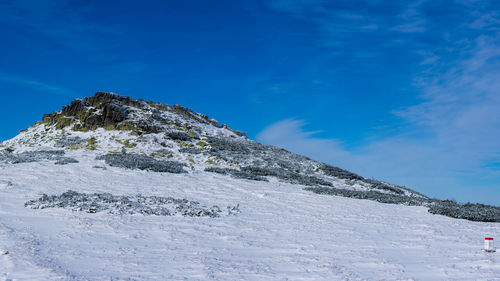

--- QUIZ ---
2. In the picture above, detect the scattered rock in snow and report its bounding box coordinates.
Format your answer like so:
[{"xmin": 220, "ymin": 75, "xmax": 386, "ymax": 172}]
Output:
[
  {"xmin": 179, "ymin": 147, "xmax": 201, "ymax": 154},
  {"xmin": 319, "ymin": 163, "xmax": 364, "ymax": 181},
  {"xmin": 55, "ymin": 136, "xmax": 86, "ymax": 148},
  {"xmin": 205, "ymin": 166, "xmax": 333, "ymax": 187},
  {"xmin": 0, "ymin": 150, "xmax": 73, "ymax": 165},
  {"xmin": 54, "ymin": 157, "xmax": 79, "ymax": 165},
  {"xmin": 306, "ymin": 186, "xmax": 427, "ymax": 206},
  {"xmin": 92, "ymin": 165, "xmax": 107, "ymax": 170},
  {"xmin": 204, "ymin": 167, "xmax": 268, "ymax": 182},
  {"xmin": 306, "ymin": 186, "xmax": 500, "ymax": 222},
  {"xmin": 427, "ymin": 200, "xmax": 500, "ymax": 222},
  {"xmin": 166, "ymin": 131, "xmax": 193, "ymax": 141},
  {"xmin": 25, "ymin": 190, "xmax": 233, "ymax": 218},
  {"xmin": 96, "ymin": 153, "xmax": 187, "ymax": 173}
]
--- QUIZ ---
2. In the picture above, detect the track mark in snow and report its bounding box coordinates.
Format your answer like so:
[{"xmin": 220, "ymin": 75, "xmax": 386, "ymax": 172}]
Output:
[{"xmin": 0, "ymin": 224, "xmax": 67, "ymax": 281}]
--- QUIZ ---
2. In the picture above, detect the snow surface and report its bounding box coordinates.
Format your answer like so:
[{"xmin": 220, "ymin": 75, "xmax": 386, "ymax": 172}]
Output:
[{"xmin": 1, "ymin": 152, "xmax": 499, "ymax": 280}]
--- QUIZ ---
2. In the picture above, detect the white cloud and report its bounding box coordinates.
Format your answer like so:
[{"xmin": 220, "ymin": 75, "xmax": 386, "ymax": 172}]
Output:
[
  {"xmin": 256, "ymin": 119, "xmax": 352, "ymax": 166},
  {"xmin": 397, "ymin": 34, "xmax": 500, "ymax": 168},
  {"xmin": 256, "ymin": 115, "xmax": 500, "ymax": 204},
  {"xmin": 256, "ymin": 118, "xmax": 452, "ymax": 183},
  {"xmin": 259, "ymin": 0, "xmax": 500, "ymax": 204},
  {"xmin": 255, "ymin": 32, "xmax": 500, "ymax": 204}
]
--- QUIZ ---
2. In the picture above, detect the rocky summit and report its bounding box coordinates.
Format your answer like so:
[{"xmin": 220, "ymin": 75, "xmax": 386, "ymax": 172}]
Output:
[
  {"xmin": 39, "ymin": 91, "xmax": 238, "ymax": 134},
  {"xmin": 1, "ymin": 92, "xmax": 499, "ymax": 222}
]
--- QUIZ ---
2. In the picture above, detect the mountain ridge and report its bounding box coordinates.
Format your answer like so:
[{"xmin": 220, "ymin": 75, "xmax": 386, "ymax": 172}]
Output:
[{"xmin": 1, "ymin": 91, "xmax": 499, "ymax": 222}]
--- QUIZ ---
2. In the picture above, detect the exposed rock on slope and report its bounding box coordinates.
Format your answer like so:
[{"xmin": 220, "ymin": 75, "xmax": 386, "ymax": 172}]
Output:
[
  {"xmin": 0, "ymin": 150, "xmax": 78, "ymax": 165},
  {"xmin": 96, "ymin": 153, "xmax": 187, "ymax": 173},
  {"xmin": 24, "ymin": 190, "xmax": 237, "ymax": 217}
]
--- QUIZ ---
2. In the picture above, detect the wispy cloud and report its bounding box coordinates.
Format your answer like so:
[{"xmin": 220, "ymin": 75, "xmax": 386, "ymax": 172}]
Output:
[
  {"xmin": 268, "ymin": 0, "xmax": 327, "ymax": 19},
  {"xmin": 0, "ymin": 74, "xmax": 73, "ymax": 97},
  {"xmin": 256, "ymin": 119, "xmax": 352, "ymax": 165},
  {"xmin": 257, "ymin": 114, "xmax": 500, "ymax": 204},
  {"xmin": 395, "ymin": 33, "xmax": 500, "ymax": 173},
  {"xmin": 391, "ymin": 0, "xmax": 427, "ymax": 33},
  {"xmin": 260, "ymin": 0, "xmax": 500, "ymax": 204},
  {"xmin": 267, "ymin": 0, "xmax": 429, "ymax": 44}
]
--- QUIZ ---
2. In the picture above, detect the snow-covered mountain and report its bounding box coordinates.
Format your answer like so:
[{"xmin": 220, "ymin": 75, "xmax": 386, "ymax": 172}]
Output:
[
  {"xmin": 1, "ymin": 92, "xmax": 499, "ymax": 280},
  {"xmin": 2, "ymin": 92, "xmax": 426, "ymax": 197}
]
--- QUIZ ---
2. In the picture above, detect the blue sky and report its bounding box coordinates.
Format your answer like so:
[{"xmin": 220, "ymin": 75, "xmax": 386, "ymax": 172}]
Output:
[{"xmin": 1, "ymin": 0, "xmax": 500, "ymax": 205}]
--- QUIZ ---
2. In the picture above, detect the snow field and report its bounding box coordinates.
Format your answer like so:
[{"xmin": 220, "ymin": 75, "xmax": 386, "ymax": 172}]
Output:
[{"xmin": 0, "ymin": 155, "xmax": 499, "ymax": 280}]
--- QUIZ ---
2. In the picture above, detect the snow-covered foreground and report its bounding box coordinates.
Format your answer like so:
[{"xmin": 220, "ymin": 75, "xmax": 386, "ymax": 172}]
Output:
[{"xmin": 1, "ymin": 154, "xmax": 499, "ymax": 280}]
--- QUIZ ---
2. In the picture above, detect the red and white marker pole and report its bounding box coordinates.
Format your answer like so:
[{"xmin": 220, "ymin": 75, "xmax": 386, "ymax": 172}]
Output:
[{"xmin": 484, "ymin": 237, "xmax": 495, "ymax": 252}]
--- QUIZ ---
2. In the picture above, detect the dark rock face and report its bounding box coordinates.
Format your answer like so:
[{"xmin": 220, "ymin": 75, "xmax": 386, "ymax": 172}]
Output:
[
  {"xmin": 42, "ymin": 92, "xmax": 139, "ymax": 132},
  {"xmin": 38, "ymin": 91, "xmax": 246, "ymax": 136},
  {"xmin": 102, "ymin": 104, "xmax": 128, "ymax": 125},
  {"xmin": 61, "ymin": 100, "xmax": 85, "ymax": 116},
  {"xmin": 41, "ymin": 112, "xmax": 59, "ymax": 126},
  {"xmin": 84, "ymin": 92, "xmax": 142, "ymax": 109},
  {"xmin": 71, "ymin": 94, "xmax": 130, "ymax": 130},
  {"xmin": 166, "ymin": 131, "xmax": 192, "ymax": 141}
]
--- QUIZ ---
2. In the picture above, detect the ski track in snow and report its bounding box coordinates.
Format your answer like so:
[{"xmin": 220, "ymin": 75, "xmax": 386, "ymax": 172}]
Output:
[{"xmin": 0, "ymin": 155, "xmax": 499, "ymax": 280}]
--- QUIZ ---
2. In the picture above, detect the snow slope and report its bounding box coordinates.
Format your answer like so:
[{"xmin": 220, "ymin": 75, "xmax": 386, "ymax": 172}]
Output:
[{"xmin": 0, "ymin": 153, "xmax": 499, "ymax": 280}]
